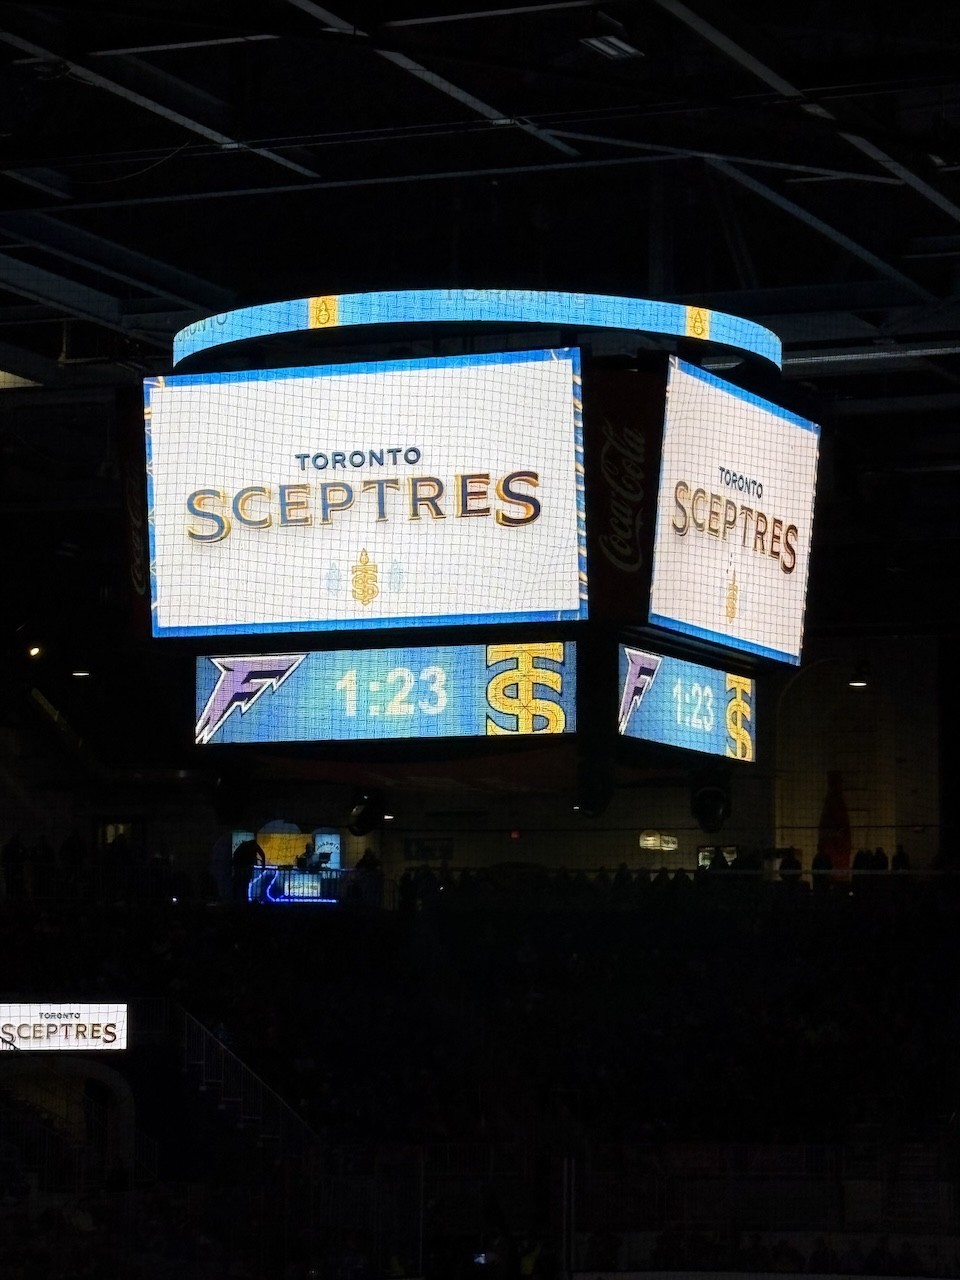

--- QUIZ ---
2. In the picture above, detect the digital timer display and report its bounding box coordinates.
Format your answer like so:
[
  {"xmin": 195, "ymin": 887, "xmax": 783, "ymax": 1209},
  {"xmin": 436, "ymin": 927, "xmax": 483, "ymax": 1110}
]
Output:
[
  {"xmin": 196, "ymin": 642, "xmax": 576, "ymax": 745},
  {"xmin": 618, "ymin": 645, "xmax": 754, "ymax": 761}
]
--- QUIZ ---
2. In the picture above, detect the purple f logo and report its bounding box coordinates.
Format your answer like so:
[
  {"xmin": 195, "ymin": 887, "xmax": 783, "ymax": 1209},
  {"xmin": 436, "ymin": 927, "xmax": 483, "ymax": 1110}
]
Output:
[
  {"xmin": 618, "ymin": 648, "xmax": 662, "ymax": 735},
  {"xmin": 195, "ymin": 655, "xmax": 306, "ymax": 744}
]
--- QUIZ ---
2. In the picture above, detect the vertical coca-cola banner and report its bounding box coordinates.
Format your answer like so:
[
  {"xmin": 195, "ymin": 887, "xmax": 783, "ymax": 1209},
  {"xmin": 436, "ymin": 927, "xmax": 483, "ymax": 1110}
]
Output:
[{"xmin": 581, "ymin": 357, "xmax": 668, "ymax": 626}]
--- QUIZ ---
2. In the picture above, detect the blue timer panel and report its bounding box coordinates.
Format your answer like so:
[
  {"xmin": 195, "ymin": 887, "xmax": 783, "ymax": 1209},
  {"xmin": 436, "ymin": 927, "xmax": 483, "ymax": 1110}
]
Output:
[
  {"xmin": 196, "ymin": 642, "xmax": 576, "ymax": 745},
  {"xmin": 618, "ymin": 645, "xmax": 754, "ymax": 761}
]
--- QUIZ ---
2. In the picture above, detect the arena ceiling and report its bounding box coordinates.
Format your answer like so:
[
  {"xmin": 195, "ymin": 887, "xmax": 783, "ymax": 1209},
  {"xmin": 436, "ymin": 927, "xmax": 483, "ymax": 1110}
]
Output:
[{"xmin": 2, "ymin": 0, "xmax": 959, "ymax": 769}]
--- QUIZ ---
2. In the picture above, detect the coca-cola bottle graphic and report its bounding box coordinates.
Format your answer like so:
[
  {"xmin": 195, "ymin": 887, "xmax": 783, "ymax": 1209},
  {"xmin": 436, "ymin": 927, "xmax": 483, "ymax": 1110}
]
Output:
[{"xmin": 817, "ymin": 770, "xmax": 852, "ymax": 876}]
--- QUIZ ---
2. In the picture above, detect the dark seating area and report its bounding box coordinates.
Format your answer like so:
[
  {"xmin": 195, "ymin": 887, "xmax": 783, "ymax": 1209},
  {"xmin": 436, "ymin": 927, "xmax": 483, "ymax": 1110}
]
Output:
[{"xmin": 2, "ymin": 876, "xmax": 960, "ymax": 1277}]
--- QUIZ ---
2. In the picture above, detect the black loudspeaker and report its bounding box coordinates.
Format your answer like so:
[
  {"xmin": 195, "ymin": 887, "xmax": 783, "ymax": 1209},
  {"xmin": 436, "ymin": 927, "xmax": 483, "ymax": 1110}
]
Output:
[
  {"xmin": 576, "ymin": 754, "xmax": 614, "ymax": 819},
  {"xmin": 346, "ymin": 794, "xmax": 384, "ymax": 837},
  {"xmin": 213, "ymin": 773, "xmax": 258, "ymax": 826},
  {"xmin": 691, "ymin": 780, "xmax": 730, "ymax": 834}
]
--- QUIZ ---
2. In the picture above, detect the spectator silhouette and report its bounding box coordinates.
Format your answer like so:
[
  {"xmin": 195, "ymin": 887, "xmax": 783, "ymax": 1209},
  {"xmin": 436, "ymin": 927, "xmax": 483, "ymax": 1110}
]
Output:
[
  {"xmin": 852, "ymin": 846, "xmax": 873, "ymax": 896},
  {"xmin": 612, "ymin": 862, "xmax": 632, "ymax": 901},
  {"xmin": 231, "ymin": 835, "xmax": 265, "ymax": 903},
  {"xmin": 811, "ymin": 845, "xmax": 833, "ymax": 898},
  {"xmin": 778, "ymin": 847, "xmax": 803, "ymax": 885}
]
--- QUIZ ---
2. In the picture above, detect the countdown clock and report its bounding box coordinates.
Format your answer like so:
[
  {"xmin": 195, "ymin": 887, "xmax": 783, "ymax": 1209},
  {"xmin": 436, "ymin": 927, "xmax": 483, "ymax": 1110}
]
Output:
[
  {"xmin": 618, "ymin": 645, "xmax": 754, "ymax": 762},
  {"xmin": 195, "ymin": 642, "xmax": 576, "ymax": 745}
]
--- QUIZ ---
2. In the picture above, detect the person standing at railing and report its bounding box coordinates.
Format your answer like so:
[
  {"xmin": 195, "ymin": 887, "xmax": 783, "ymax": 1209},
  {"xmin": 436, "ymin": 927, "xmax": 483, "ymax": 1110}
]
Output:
[{"xmin": 231, "ymin": 835, "xmax": 265, "ymax": 903}]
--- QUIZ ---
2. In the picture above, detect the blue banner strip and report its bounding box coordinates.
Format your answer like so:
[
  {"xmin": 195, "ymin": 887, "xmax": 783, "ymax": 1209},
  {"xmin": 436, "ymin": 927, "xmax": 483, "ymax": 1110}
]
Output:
[{"xmin": 173, "ymin": 289, "xmax": 782, "ymax": 368}]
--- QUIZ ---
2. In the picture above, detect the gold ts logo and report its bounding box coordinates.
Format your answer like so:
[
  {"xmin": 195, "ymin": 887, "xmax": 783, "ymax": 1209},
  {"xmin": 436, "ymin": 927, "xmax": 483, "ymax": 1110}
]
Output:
[
  {"xmin": 724, "ymin": 674, "xmax": 754, "ymax": 761},
  {"xmin": 485, "ymin": 644, "xmax": 566, "ymax": 735}
]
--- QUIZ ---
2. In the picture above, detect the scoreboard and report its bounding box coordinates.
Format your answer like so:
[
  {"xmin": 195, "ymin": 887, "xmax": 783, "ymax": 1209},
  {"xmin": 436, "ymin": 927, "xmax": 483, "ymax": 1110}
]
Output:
[
  {"xmin": 156, "ymin": 290, "xmax": 818, "ymax": 762},
  {"xmin": 618, "ymin": 645, "xmax": 754, "ymax": 762},
  {"xmin": 195, "ymin": 643, "xmax": 576, "ymax": 745}
]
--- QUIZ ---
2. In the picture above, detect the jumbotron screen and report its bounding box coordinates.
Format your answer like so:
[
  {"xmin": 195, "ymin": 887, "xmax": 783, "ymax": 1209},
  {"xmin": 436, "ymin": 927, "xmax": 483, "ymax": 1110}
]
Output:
[
  {"xmin": 195, "ymin": 642, "xmax": 576, "ymax": 744},
  {"xmin": 618, "ymin": 645, "xmax": 755, "ymax": 762},
  {"xmin": 145, "ymin": 348, "xmax": 586, "ymax": 637},
  {"xmin": 648, "ymin": 358, "xmax": 819, "ymax": 665}
]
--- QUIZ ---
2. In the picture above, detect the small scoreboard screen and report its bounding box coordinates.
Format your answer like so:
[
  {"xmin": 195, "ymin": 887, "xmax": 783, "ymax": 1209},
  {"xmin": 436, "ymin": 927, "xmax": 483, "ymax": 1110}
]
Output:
[
  {"xmin": 196, "ymin": 642, "xmax": 576, "ymax": 744},
  {"xmin": 618, "ymin": 644, "xmax": 754, "ymax": 761},
  {"xmin": 146, "ymin": 348, "xmax": 586, "ymax": 638},
  {"xmin": 648, "ymin": 358, "xmax": 819, "ymax": 664}
]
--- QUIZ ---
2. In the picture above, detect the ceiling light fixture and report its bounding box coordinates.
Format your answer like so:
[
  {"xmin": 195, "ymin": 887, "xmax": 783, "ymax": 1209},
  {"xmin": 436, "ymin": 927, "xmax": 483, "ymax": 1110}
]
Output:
[{"xmin": 580, "ymin": 32, "xmax": 643, "ymax": 58}]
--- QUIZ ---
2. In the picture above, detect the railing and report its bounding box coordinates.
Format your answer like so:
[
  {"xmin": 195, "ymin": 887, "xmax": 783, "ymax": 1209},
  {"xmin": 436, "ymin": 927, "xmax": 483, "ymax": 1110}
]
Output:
[
  {"xmin": 392, "ymin": 864, "xmax": 960, "ymax": 913},
  {"xmin": 177, "ymin": 1004, "xmax": 321, "ymax": 1156},
  {"xmin": 1, "ymin": 860, "xmax": 953, "ymax": 912},
  {"xmin": 0, "ymin": 1095, "xmax": 83, "ymax": 1192},
  {"xmin": 247, "ymin": 864, "xmax": 397, "ymax": 909},
  {"xmin": 573, "ymin": 1137, "xmax": 960, "ymax": 1235}
]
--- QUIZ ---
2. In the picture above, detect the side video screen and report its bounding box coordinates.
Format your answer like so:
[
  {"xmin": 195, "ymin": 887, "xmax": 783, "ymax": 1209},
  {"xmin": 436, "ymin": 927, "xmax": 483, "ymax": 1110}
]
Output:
[
  {"xmin": 618, "ymin": 645, "xmax": 755, "ymax": 761},
  {"xmin": 648, "ymin": 358, "xmax": 819, "ymax": 665}
]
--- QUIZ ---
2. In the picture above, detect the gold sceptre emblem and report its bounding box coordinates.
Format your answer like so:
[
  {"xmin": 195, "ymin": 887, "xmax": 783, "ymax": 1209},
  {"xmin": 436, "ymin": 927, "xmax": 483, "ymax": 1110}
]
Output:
[
  {"xmin": 351, "ymin": 549, "xmax": 379, "ymax": 606},
  {"xmin": 725, "ymin": 570, "xmax": 739, "ymax": 621}
]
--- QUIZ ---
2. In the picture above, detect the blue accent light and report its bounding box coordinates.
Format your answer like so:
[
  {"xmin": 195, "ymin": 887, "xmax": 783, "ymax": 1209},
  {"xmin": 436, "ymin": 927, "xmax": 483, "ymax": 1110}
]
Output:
[
  {"xmin": 675, "ymin": 358, "xmax": 819, "ymax": 431},
  {"xmin": 647, "ymin": 614, "xmax": 801, "ymax": 666}
]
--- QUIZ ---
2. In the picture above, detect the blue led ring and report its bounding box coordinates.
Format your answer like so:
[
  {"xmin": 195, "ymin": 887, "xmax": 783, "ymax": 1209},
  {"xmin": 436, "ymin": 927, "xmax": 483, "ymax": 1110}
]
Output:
[{"xmin": 172, "ymin": 289, "xmax": 781, "ymax": 368}]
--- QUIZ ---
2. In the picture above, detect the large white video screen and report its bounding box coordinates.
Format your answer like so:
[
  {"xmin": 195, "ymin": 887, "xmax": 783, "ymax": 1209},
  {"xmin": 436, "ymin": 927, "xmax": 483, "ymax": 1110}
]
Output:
[
  {"xmin": 145, "ymin": 348, "xmax": 587, "ymax": 637},
  {"xmin": 648, "ymin": 358, "xmax": 819, "ymax": 664}
]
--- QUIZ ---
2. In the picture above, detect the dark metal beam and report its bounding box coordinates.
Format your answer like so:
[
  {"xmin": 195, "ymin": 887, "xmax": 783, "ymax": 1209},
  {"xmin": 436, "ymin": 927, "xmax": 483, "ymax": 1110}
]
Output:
[
  {"xmin": 0, "ymin": 382, "xmax": 116, "ymax": 407},
  {"xmin": 0, "ymin": 337, "xmax": 139, "ymax": 386},
  {"xmin": 546, "ymin": 128, "xmax": 900, "ymax": 184},
  {"xmin": 649, "ymin": 0, "xmax": 803, "ymax": 99},
  {"xmin": 0, "ymin": 166, "xmax": 73, "ymax": 200},
  {"xmin": 283, "ymin": 0, "xmax": 579, "ymax": 157},
  {"xmin": 0, "ymin": 339, "xmax": 61, "ymax": 384},
  {"xmin": 18, "ymin": 150, "xmax": 682, "ymax": 214},
  {"xmin": 0, "ymin": 251, "xmax": 123, "ymax": 325},
  {"xmin": 783, "ymin": 338, "xmax": 960, "ymax": 370},
  {"xmin": 0, "ymin": 213, "xmax": 234, "ymax": 312},
  {"xmin": 90, "ymin": 34, "xmax": 279, "ymax": 56},
  {"xmin": 0, "ymin": 23, "xmax": 321, "ymax": 180},
  {"xmin": 829, "ymin": 392, "xmax": 960, "ymax": 417},
  {"xmin": 708, "ymin": 159, "xmax": 933, "ymax": 301},
  {"xmin": 385, "ymin": 2, "xmax": 595, "ymax": 25},
  {"xmin": 649, "ymin": 0, "xmax": 960, "ymax": 226}
]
